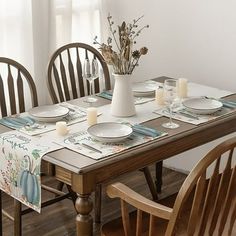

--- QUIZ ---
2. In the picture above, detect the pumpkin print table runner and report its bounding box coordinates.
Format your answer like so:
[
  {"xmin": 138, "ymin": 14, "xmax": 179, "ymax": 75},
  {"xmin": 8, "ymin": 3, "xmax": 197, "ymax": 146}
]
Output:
[{"xmin": 0, "ymin": 131, "xmax": 61, "ymax": 212}]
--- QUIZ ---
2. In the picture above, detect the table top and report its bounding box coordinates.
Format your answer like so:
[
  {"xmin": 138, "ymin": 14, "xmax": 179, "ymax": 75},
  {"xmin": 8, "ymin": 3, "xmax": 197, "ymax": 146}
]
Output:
[
  {"xmin": 44, "ymin": 77, "xmax": 236, "ymax": 175},
  {"xmin": 1, "ymin": 77, "xmax": 236, "ymax": 177}
]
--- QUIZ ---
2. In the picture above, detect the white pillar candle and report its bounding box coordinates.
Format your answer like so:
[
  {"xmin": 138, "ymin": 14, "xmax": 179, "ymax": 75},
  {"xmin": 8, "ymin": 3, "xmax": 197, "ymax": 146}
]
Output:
[
  {"xmin": 178, "ymin": 78, "xmax": 188, "ymax": 98},
  {"xmin": 56, "ymin": 121, "xmax": 69, "ymax": 136},
  {"xmin": 155, "ymin": 87, "xmax": 165, "ymax": 105},
  {"xmin": 87, "ymin": 107, "xmax": 97, "ymax": 126}
]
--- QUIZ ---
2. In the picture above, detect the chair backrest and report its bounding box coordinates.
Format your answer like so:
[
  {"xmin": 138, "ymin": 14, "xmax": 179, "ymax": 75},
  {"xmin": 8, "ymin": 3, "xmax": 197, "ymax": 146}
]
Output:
[
  {"xmin": 0, "ymin": 57, "xmax": 38, "ymax": 117},
  {"xmin": 106, "ymin": 137, "xmax": 236, "ymax": 236},
  {"xmin": 167, "ymin": 136, "xmax": 236, "ymax": 235},
  {"xmin": 47, "ymin": 42, "xmax": 111, "ymax": 104}
]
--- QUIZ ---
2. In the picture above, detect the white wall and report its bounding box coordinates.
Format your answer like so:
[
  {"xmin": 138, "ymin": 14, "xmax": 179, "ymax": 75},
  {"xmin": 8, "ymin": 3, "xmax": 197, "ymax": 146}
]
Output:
[
  {"xmin": 104, "ymin": 0, "xmax": 236, "ymax": 90},
  {"xmin": 104, "ymin": 0, "xmax": 236, "ymax": 172}
]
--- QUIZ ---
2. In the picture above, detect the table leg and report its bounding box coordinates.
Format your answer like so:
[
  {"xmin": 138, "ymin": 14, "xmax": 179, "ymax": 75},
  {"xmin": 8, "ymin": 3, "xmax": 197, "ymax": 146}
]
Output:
[
  {"xmin": 75, "ymin": 193, "xmax": 93, "ymax": 236},
  {"xmin": 155, "ymin": 161, "xmax": 163, "ymax": 193},
  {"xmin": 0, "ymin": 190, "xmax": 2, "ymax": 236},
  {"xmin": 143, "ymin": 167, "xmax": 158, "ymax": 201},
  {"xmin": 94, "ymin": 184, "xmax": 102, "ymax": 223},
  {"xmin": 14, "ymin": 199, "xmax": 22, "ymax": 236}
]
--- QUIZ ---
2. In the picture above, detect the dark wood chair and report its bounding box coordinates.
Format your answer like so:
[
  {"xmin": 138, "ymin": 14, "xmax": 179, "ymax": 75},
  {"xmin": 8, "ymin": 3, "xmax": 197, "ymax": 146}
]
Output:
[
  {"xmin": 47, "ymin": 43, "xmax": 160, "ymax": 223},
  {"xmin": 0, "ymin": 57, "xmax": 38, "ymax": 116},
  {"xmin": 0, "ymin": 57, "xmax": 76, "ymax": 236},
  {"xmin": 102, "ymin": 136, "xmax": 236, "ymax": 236},
  {"xmin": 47, "ymin": 42, "xmax": 111, "ymax": 103}
]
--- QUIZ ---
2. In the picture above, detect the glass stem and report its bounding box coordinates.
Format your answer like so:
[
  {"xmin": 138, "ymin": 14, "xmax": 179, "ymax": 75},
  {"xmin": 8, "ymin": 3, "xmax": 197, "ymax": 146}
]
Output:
[
  {"xmin": 89, "ymin": 80, "xmax": 93, "ymax": 96},
  {"xmin": 169, "ymin": 105, "xmax": 173, "ymax": 124}
]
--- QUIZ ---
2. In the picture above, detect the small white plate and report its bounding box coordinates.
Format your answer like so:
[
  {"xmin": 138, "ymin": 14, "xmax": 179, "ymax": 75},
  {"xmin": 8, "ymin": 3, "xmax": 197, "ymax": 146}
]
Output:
[
  {"xmin": 132, "ymin": 82, "xmax": 156, "ymax": 96},
  {"xmin": 88, "ymin": 122, "xmax": 133, "ymax": 142},
  {"xmin": 182, "ymin": 97, "xmax": 223, "ymax": 114},
  {"xmin": 29, "ymin": 105, "xmax": 69, "ymax": 122}
]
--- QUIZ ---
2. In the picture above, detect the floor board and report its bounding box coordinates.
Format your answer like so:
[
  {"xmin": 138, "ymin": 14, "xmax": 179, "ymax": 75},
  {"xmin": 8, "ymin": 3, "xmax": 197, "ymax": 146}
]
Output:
[{"xmin": 2, "ymin": 166, "xmax": 186, "ymax": 236}]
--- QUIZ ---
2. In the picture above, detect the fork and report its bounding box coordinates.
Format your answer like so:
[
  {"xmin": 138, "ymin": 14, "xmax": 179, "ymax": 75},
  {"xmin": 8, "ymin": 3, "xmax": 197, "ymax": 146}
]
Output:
[{"xmin": 75, "ymin": 142, "xmax": 102, "ymax": 154}]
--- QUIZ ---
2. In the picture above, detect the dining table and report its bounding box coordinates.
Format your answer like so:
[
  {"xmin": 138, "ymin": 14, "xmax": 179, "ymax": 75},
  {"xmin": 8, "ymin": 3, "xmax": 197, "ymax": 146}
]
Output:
[{"xmin": 0, "ymin": 76, "xmax": 236, "ymax": 236}]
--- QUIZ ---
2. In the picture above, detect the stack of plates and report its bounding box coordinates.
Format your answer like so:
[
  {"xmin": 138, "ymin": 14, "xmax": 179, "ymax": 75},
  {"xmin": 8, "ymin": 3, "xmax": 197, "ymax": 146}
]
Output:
[
  {"xmin": 29, "ymin": 105, "xmax": 69, "ymax": 122},
  {"xmin": 182, "ymin": 97, "xmax": 223, "ymax": 115},
  {"xmin": 87, "ymin": 122, "xmax": 133, "ymax": 142},
  {"xmin": 132, "ymin": 82, "xmax": 156, "ymax": 97}
]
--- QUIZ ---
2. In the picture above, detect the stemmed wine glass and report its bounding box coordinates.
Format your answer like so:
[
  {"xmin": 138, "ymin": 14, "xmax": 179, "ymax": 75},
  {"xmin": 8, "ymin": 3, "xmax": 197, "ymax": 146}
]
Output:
[
  {"xmin": 83, "ymin": 52, "xmax": 99, "ymax": 106},
  {"xmin": 162, "ymin": 79, "xmax": 179, "ymax": 129}
]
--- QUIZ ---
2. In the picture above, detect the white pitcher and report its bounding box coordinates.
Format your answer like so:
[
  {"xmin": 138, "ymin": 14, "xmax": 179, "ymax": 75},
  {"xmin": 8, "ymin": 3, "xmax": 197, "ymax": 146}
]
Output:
[{"xmin": 111, "ymin": 74, "xmax": 136, "ymax": 117}]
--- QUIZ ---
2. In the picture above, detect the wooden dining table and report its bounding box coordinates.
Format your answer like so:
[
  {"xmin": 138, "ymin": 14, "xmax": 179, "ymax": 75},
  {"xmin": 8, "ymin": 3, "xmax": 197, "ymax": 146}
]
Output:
[{"xmin": 1, "ymin": 77, "xmax": 236, "ymax": 236}]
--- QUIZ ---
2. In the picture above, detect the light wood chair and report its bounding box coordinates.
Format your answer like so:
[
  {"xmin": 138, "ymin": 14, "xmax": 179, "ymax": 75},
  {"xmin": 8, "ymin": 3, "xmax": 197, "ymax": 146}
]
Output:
[
  {"xmin": 0, "ymin": 57, "xmax": 76, "ymax": 236},
  {"xmin": 102, "ymin": 136, "xmax": 236, "ymax": 236},
  {"xmin": 47, "ymin": 42, "xmax": 160, "ymax": 223},
  {"xmin": 47, "ymin": 42, "xmax": 111, "ymax": 103}
]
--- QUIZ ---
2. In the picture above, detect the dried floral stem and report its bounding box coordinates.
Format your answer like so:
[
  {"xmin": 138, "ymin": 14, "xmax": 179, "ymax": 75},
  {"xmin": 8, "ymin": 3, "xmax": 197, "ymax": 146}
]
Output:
[
  {"xmin": 94, "ymin": 14, "xmax": 149, "ymax": 75},
  {"xmin": 107, "ymin": 14, "xmax": 121, "ymax": 52}
]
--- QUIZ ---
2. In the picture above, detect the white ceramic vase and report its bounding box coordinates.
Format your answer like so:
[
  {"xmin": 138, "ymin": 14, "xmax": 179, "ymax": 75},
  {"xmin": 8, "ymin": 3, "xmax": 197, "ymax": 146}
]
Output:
[{"xmin": 111, "ymin": 74, "xmax": 136, "ymax": 117}]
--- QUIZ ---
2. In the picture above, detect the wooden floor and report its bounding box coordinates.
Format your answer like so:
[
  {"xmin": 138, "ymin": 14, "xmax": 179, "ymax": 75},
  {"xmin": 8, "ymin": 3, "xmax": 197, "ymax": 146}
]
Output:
[{"xmin": 2, "ymin": 166, "xmax": 187, "ymax": 236}]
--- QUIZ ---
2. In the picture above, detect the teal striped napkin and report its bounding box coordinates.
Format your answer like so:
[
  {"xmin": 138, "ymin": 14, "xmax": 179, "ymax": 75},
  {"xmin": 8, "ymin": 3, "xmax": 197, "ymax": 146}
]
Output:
[
  {"xmin": 132, "ymin": 124, "xmax": 162, "ymax": 138},
  {"xmin": 0, "ymin": 116, "xmax": 35, "ymax": 129},
  {"xmin": 220, "ymin": 99, "xmax": 236, "ymax": 109},
  {"xmin": 97, "ymin": 91, "xmax": 112, "ymax": 100}
]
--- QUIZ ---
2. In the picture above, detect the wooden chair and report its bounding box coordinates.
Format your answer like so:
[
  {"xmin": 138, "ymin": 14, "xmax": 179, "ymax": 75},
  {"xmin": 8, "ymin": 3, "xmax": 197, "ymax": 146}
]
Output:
[
  {"xmin": 47, "ymin": 42, "xmax": 160, "ymax": 223},
  {"xmin": 47, "ymin": 42, "xmax": 111, "ymax": 103},
  {"xmin": 0, "ymin": 57, "xmax": 38, "ymax": 116},
  {"xmin": 102, "ymin": 136, "xmax": 236, "ymax": 236},
  {"xmin": 0, "ymin": 57, "xmax": 76, "ymax": 236}
]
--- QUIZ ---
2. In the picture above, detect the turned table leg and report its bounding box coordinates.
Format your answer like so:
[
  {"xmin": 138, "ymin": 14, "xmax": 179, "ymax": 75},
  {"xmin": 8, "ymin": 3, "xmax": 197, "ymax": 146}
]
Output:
[{"xmin": 75, "ymin": 193, "xmax": 93, "ymax": 236}]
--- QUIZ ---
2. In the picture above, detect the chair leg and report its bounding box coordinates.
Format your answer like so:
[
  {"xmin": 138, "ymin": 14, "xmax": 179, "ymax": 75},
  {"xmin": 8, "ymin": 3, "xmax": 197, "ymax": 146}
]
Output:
[
  {"xmin": 56, "ymin": 181, "xmax": 64, "ymax": 191},
  {"xmin": 95, "ymin": 184, "xmax": 102, "ymax": 223},
  {"xmin": 143, "ymin": 167, "xmax": 158, "ymax": 201},
  {"xmin": 66, "ymin": 185, "xmax": 78, "ymax": 206},
  {"xmin": 0, "ymin": 190, "xmax": 2, "ymax": 236},
  {"xmin": 155, "ymin": 161, "xmax": 163, "ymax": 193},
  {"xmin": 14, "ymin": 199, "xmax": 22, "ymax": 236}
]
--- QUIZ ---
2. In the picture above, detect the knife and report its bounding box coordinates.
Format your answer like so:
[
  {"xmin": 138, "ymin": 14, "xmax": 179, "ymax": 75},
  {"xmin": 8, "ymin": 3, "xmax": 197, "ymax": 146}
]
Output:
[
  {"xmin": 76, "ymin": 142, "xmax": 103, "ymax": 154},
  {"xmin": 177, "ymin": 111, "xmax": 199, "ymax": 120}
]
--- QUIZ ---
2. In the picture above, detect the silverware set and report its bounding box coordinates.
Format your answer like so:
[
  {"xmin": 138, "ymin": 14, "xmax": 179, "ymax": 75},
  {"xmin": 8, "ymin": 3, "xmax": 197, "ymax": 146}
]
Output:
[
  {"xmin": 1, "ymin": 117, "xmax": 46, "ymax": 130},
  {"xmin": 163, "ymin": 109, "xmax": 199, "ymax": 120}
]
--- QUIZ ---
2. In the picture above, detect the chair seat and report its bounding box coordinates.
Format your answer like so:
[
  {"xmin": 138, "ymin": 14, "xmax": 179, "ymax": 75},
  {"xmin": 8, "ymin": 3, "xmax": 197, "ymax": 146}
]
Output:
[
  {"xmin": 102, "ymin": 194, "xmax": 178, "ymax": 236},
  {"xmin": 101, "ymin": 191, "xmax": 198, "ymax": 236}
]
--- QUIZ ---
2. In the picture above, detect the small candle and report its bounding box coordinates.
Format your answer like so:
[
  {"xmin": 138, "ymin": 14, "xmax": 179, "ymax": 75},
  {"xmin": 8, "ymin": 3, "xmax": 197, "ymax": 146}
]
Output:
[
  {"xmin": 178, "ymin": 78, "xmax": 188, "ymax": 98},
  {"xmin": 56, "ymin": 121, "xmax": 69, "ymax": 136},
  {"xmin": 87, "ymin": 107, "xmax": 97, "ymax": 126},
  {"xmin": 155, "ymin": 88, "xmax": 165, "ymax": 105}
]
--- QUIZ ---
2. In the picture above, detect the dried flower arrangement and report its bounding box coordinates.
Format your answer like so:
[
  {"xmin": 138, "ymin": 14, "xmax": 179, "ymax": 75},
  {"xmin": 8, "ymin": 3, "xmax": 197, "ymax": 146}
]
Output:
[{"xmin": 94, "ymin": 14, "xmax": 149, "ymax": 75}]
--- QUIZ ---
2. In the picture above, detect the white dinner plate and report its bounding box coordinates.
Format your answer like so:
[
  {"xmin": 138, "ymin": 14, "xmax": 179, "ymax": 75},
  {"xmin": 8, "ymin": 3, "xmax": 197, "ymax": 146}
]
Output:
[
  {"xmin": 182, "ymin": 97, "xmax": 223, "ymax": 115},
  {"xmin": 87, "ymin": 122, "xmax": 133, "ymax": 142},
  {"xmin": 132, "ymin": 82, "xmax": 156, "ymax": 96},
  {"xmin": 29, "ymin": 105, "xmax": 69, "ymax": 122}
]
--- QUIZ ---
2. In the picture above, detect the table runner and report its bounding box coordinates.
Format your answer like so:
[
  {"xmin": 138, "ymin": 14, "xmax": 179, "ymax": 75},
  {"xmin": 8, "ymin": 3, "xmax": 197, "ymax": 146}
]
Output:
[
  {"xmin": 98, "ymin": 91, "xmax": 155, "ymax": 105},
  {"xmin": 57, "ymin": 126, "xmax": 167, "ymax": 160},
  {"xmin": 97, "ymin": 80, "xmax": 160, "ymax": 105},
  {"xmin": 0, "ymin": 103, "xmax": 88, "ymax": 136},
  {"xmin": 153, "ymin": 82, "xmax": 235, "ymax": 125},
  {"xmin": 154, "ymin": 105, "xmax": 235, "ymax": 125},
  {"xmin": 0, "ymin": 131, "xmax": 61, "ymax": 212}
]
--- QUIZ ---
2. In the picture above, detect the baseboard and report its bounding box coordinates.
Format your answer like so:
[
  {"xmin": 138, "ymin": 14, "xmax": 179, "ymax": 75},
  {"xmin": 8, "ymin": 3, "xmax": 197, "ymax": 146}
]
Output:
[{"xmin": 163, "ymin": 164, "xmax": 190, "ymax": 175}]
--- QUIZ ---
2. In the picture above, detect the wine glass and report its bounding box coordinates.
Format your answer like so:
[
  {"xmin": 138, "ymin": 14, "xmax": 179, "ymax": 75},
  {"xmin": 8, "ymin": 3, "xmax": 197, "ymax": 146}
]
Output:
[
  {"xmin": 162, "ymin": 79, "xmax": 179, "ymax": 129},
  {"xmin": 83, "ymin": 53, "xmax": 98, "ymax": 106}
]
